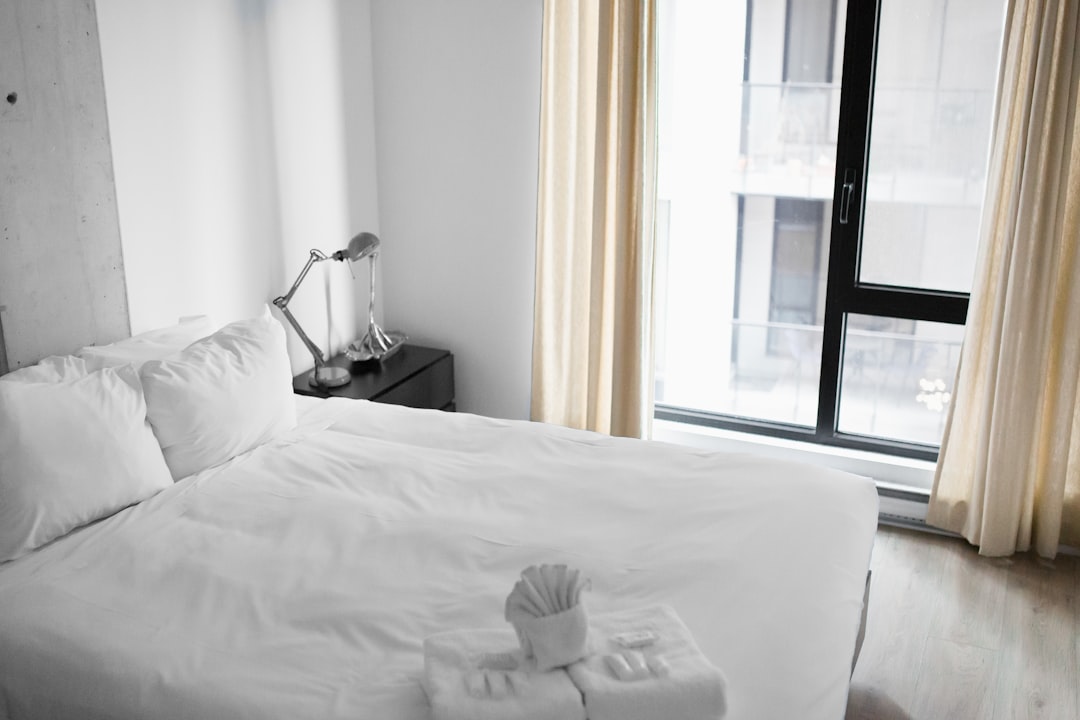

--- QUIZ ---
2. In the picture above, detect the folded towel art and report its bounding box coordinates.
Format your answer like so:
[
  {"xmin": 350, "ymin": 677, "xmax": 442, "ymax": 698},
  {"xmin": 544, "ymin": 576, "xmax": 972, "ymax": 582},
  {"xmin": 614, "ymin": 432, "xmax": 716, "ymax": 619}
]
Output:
[
  {"xmin": 422, "ymin": 628, "xmax": 586, "ymax": 720},
  {"xmin": 567, "ymin": 604, "xmax": 728, "ymax": 720},
  {"xmin": 422, "ymin": 566, "xmax": 727, "ymax": 720},
  {"xmin": 504, "ymin": 564, "xmax": 592, "ymax": 672}
]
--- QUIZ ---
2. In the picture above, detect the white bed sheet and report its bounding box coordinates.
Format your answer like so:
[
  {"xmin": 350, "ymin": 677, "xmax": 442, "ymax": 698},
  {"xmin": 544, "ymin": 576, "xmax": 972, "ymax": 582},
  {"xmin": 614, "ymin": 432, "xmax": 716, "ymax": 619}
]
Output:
[{"xmin": 0, "ymin": 398, "xmax": 878, "ymax": 720}]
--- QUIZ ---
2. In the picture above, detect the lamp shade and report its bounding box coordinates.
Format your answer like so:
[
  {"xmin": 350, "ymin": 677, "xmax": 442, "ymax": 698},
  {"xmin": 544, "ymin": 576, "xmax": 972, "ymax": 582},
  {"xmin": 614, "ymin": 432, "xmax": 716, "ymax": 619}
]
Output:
[{"xmin": 337, "ymin": 232, "xmax": 380, "ymax": 262}]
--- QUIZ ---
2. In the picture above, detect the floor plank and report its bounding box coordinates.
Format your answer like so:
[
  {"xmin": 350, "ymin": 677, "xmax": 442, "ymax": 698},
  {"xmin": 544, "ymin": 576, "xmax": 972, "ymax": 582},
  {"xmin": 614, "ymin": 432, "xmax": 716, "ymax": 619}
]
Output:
[
  {"xmin": 848, "ymin": 528, "xmax": 947, "ymax": 713},
  {"xmin": 1076, "ymin": 565, "xmax": 1080, "ymax": 719},
  {"xmin": 846, "ymin": 525, "xmax": 1080, "ymax": 720},
  {"xmin": 1076, "ymin": 562, "xmax": 1080, "ymax": 719},
  {"xmin": 928, "ymin": 540, "xmax": 1009, "ymax": 650},
  {"xmin": 910, "ymin": 638, "xmax": 996, "ymax": 720},
  {"xmin": 991, "ymin": 556, "xmax": 1078, "ymax": 720}
]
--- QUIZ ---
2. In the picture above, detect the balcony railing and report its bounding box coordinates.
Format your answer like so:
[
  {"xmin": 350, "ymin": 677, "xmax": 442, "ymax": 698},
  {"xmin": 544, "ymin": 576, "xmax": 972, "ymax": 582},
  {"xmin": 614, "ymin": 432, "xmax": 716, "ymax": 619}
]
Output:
[
  {"xmin": 655, "ymin": 317, "xmax": 962, "ymax": 445},
  {"xmin": 732, "ymin": 82, "xmax": 994, "ymax": 205}
]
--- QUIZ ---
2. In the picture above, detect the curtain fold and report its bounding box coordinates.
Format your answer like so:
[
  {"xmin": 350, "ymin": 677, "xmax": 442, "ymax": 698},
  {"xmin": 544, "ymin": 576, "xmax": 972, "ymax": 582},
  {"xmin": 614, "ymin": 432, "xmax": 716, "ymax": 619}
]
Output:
[
  {"xmin": 531, "ymin": 0, "xmax": 658, "ymax": 438},
  {"xmin": 927, "ymin": 0, "xmax": 1080, "ymax": 557}
]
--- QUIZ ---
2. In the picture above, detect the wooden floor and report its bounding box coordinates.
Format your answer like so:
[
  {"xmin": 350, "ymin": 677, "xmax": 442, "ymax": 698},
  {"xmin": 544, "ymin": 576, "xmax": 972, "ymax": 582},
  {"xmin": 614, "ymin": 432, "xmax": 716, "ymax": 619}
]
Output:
[{"xmin": 845, "ymin": 525, "xmax": 1080, "ymax": 720}]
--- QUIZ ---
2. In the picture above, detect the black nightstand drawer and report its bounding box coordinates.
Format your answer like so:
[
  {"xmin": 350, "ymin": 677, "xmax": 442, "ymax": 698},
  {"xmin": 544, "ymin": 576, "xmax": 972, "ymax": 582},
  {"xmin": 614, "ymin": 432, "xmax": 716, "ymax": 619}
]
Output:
[
  {"xmin": 373, "ymin": 353, "xmax": 454, "ymax": 410},
  {"xmin": 293, "ymin": 345, "xmax": 455, "ymax": 412}
]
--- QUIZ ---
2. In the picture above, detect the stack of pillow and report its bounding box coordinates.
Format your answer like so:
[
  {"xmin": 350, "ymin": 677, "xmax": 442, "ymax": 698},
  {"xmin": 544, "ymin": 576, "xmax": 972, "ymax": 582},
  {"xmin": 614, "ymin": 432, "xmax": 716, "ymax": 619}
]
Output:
[{"xmin": 0, "ymin": 308, "xmax": 296, "ymax": 564}]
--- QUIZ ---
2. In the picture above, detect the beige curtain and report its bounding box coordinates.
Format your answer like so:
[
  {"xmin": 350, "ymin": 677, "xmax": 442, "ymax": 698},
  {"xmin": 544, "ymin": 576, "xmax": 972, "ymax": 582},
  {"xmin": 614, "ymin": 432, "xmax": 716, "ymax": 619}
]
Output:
[
  {"xmin": 927, "ymin": 0, "xmax": 1080, "ymax": 558},
  {"xmin": 530, "ymin": 0, "xmax": 658, "ymax": 438}
]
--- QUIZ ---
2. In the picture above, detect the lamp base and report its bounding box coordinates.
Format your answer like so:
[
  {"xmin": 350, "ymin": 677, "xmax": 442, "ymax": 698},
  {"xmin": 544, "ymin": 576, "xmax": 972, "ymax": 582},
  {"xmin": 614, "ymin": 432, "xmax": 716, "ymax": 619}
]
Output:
[
  {"xmin": 309, "ymin": 365, "xmax": 351, "ymax": 388},
  {"xmin": 345, "ymin": 325, "xmax": 407, "ymax": 362}
]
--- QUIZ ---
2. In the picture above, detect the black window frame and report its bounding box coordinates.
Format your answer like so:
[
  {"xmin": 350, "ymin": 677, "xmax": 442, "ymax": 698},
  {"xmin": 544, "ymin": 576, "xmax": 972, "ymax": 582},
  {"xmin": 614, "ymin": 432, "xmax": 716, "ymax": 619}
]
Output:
[{"xmin": 655, "ymin": 0, "xmax": 970, "ymax": 462}]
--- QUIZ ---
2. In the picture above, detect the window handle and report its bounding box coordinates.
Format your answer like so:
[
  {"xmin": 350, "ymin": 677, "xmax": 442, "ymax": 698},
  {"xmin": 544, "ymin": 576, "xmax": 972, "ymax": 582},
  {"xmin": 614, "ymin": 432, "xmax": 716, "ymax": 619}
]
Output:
[{"xmin": 839, "ymin": 168, "xmax": 857, "ymax": 225}]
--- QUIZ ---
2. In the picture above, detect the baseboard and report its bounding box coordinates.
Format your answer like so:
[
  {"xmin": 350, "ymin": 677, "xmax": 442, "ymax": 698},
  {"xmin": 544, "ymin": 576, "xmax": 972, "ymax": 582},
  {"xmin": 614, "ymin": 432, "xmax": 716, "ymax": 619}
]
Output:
[
  {"xmin": 876, "ymin": 483, "xmax": 932, "ymax": 526},
  {"xmin": 874, "ymin": 486, "xmax": 1080, "ymax": 557}
]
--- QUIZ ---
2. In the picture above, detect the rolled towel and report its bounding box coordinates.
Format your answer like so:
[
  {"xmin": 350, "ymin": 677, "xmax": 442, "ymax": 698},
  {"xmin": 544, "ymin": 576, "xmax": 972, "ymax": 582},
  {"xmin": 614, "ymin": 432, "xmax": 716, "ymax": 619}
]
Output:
[
  {"xmin": 505, "ymin": 564, "xmax": 591, "ymax": 671},
  {"xmin": 567, "ymin": 605, "xmax": 728, "ymax": 720},
  {"xmin": 423, "ymin": 628, "xmax": 587, "ymax": 720}
]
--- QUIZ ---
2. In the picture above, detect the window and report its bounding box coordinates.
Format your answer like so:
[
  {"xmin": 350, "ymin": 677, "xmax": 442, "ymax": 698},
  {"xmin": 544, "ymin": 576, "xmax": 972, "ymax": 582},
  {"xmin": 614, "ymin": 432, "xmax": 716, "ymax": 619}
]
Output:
[{"xmin": 654, "ymin": 0, "xmax": 1005, "ymax": 460}]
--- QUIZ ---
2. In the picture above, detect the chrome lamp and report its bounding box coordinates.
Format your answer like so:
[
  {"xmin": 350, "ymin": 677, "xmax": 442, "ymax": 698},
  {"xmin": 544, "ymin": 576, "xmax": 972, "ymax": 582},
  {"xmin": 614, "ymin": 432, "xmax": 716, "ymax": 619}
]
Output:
[
  {"xmin": 273, "ymin": 232, "xmax": 403, "ymax": 388},
  {"xmin": 344, "ymin": 233, "xmax": 406, "ymax": 363}
]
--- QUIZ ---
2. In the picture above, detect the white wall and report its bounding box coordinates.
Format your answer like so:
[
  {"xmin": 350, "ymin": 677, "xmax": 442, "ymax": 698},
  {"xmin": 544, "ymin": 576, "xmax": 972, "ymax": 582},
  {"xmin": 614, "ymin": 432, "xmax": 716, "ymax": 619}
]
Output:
[
  {"xmin": 96, "ymin": 0, "xmax": 379, "ymax": 374},
  {"xmin": 96, "ymin": 0, "xmax": 281, "ymax": 335},
  {"xmin": 369, "ymin": 0, "xmax": 542, "ymax": 420},
  {"xmin": 98, "ymin": 0, "xmax": 541, "ymax": 408},
  {"xmin": 262, "ymin": 0, "xmax": 380, "ymax": 365}
]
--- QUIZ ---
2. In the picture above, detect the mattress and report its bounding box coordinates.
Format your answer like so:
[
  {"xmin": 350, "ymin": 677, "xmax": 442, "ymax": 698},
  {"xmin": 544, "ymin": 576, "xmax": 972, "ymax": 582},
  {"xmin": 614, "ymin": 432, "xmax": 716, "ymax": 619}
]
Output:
[{"xmin": 0, "ymin": 398, "xmax": 878, "ymax": 719}]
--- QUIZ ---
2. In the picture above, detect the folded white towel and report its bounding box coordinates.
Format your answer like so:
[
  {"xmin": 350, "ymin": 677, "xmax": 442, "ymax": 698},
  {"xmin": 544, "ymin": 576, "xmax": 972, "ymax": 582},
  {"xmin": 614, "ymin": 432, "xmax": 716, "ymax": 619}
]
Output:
[
  {"xmin": 423, "ymin": 628, "xmax": 587, "ymax": 720},
  {"xmin": 567, "ymin": 605, "xmax": 728, "ymax": 720}
]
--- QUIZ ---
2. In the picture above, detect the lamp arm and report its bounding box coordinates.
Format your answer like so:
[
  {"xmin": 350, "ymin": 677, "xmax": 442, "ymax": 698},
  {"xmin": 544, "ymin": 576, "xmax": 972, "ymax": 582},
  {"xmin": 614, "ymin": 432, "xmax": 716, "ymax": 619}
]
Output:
[
  {"xmin": 277, "ymin": 249, "xmax": 328, "ymax": 307},
  {"xmin": 272, "ymin": 249, "xmax": 332, "ymax": 371},
  {"xmin": 274, "ymin": 302, "xmax": 328, "ymax": 370}
]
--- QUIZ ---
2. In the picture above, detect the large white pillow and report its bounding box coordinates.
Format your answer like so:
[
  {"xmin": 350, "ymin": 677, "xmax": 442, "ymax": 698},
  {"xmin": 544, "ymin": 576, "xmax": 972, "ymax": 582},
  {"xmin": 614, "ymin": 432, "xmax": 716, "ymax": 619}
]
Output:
[
  {"xmin": 0, "ymin": 354, "xmax": 89, "ymax": 384},
  {"xmin": 0, "ymin": 365, "xmax": 173, "ymax": 563},
  {"xmin": 77, "ymin": 315, "xmax": 217, "ymax": 371},
  {"xmin": 139, "ymin": 309, "xmax": 297, "ymax": 480}
]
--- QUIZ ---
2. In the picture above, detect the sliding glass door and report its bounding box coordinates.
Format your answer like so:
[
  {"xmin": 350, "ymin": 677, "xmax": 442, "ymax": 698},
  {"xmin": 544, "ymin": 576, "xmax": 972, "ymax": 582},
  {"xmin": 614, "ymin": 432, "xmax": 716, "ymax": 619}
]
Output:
[{"xmin": 654, "ymin": 0, "xmax": 1005, "ymax": 460}]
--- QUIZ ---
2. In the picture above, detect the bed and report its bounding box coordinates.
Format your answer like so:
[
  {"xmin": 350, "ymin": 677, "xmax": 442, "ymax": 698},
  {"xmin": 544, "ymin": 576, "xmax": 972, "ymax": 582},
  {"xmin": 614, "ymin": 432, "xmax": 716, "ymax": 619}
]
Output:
[{"xmin": 0, "ymin": 311, "xmax": 878, "ymax": 720}]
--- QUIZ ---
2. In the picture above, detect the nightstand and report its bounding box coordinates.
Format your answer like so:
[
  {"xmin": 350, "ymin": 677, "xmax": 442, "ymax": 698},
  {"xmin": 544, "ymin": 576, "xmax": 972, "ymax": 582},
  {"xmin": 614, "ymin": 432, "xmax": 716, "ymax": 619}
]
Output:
[{"xmin": 293, "ymin": 344, "xmax": 455, "ymax": 411}]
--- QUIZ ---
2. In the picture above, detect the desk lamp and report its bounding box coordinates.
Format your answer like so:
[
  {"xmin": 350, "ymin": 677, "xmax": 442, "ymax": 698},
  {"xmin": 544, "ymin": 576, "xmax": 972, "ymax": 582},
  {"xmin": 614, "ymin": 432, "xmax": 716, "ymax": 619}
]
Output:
[
  {"xmin": 274, "ymin": 232, "xmax": 402, "ymax": 387},
  {"xmin": 345, "ymin": 233, "xmax": 406, "ymax": 363}
]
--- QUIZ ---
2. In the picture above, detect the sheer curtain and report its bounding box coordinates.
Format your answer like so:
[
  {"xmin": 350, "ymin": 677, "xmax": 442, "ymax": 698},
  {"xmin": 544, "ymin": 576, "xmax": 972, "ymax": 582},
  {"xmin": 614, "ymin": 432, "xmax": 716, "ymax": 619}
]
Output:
[
  {"xmin": 530, "ymin": 0, "xmax": 658, "ymax": 438},
  {"xmin": 927, "ymin": 0, "xmax": 1080, "ymax": 557}
]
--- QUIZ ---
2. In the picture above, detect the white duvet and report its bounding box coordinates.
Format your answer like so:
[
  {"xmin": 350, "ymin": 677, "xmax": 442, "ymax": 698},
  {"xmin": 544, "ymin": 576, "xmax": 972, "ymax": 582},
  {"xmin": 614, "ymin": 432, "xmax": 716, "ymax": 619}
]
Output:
[{"xmin": 0, "ymin": 399, "xmax": 877, "ymax": 720}]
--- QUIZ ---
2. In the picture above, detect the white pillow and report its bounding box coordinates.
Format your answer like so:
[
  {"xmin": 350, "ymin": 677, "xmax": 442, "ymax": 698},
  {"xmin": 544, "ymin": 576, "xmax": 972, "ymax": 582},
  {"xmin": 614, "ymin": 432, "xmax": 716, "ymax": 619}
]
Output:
[
  {"xmin": 0, "ymin": 365, "xmax": 173, "ymax": 563},
  {"xmin": 77, "ymin": 315, "xmax": 217, "ymax": 371},
  {"xmin": 139, "ymin": 309, "xmax": 297, "ymax": 480},
  {"xmin": 0, "ymin": 354, "xmax": 89, "ymax": 384}
]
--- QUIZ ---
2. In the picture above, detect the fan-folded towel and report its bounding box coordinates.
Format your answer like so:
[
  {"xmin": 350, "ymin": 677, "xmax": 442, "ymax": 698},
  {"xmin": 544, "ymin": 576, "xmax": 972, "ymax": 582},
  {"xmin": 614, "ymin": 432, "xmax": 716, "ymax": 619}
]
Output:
[
  {"xmin": 505, "ymin": 563, "xmax": 591, "ymax": 671},
  {"xmin": 422, "ymin": 628, "xmax": 587, "ymax": 720},
  {"xmin": 567, "ymin": 604, "xmax": 728, "ymax": 720}
]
